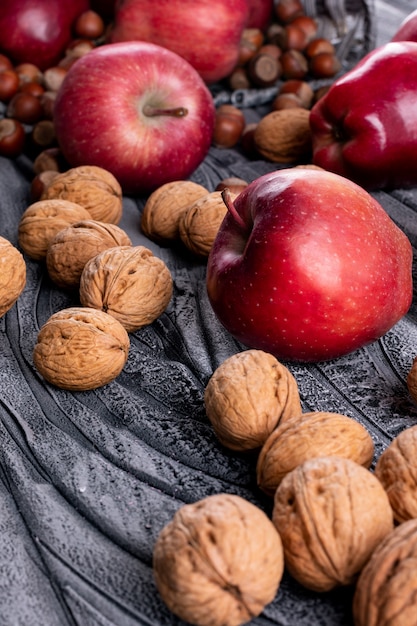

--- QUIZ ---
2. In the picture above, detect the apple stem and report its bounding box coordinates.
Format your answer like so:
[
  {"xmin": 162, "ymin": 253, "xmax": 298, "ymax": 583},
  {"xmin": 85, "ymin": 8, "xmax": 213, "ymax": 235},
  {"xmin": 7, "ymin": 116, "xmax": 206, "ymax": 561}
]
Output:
[
  {"xmin": 221, "ymin": 188, "xmax": 246, "ymax": 230},
  {"xmin": 143, "ymin": 104, "xmax": 188, "ymax": 118}
]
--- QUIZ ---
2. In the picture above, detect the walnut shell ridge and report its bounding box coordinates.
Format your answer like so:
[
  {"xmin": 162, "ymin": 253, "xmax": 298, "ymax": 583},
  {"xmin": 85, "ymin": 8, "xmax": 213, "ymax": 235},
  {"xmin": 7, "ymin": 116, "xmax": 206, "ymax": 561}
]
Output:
[
  {"xmin": 257, "ymin": 411, "xmax": 374, "ymax": 495},
  {"xmin": 272, "ymin": 456, "xmax": 394, "ymax": 592},
  {"xmin": 204, "ymin": 349, "xmax": 302, "ymax": 451},
  {"xmin": 0, "ymin": 236, "xmax": 26, "ymax": 317},
  {"xmin": 18, "ymin": 198, "xmax": 91, "ymax": 261},
  {"xmin": 153, "ymin": 493, "xmax": 284, "ymax": 626},
  {"xmin": 33, "ymin": 307, "xmax": 130, "ymax": 391},
  {"xmin": 79, "ymin": 245, "xmax": 173, "ymax": 332},
  {"xmin": 374, "ymin": 424, "xmax": 417, "ymax": 523},
  {"xmin": 46, "ymin": 220, "xmax": 132, "ymax": 289},
  {"xmin": 179, "ymin": 191, "xmax": 229, "ymax": 257},
  {"xmin": 41, "ymin": 165, "xmax": 123, "ymax": 224},
  {"xmin": 353, "ymin": 518, "xmax": 417, "ymax": 626}
]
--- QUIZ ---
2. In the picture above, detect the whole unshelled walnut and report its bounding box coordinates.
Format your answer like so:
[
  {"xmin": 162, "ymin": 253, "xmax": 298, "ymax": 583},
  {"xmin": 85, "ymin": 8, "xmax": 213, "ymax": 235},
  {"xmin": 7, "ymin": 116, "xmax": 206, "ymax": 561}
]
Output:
[
  {"xmin": 18, "ymin": 199, "xmax": 91, "ymax": 260},
  {"xmin": 0, "ymin": 236, "xmax": 26, "ymax": 317},
  {"xmin": 41, "ymin": 165, "xmax": 123, "ymax": 224},
  {"xmin": 179, "ymin": 191, "xmax": 231, "ymax": 257},
  {"xmin": 153, "ymin": 493, "xmax": 284, "ymax": 626},
  {"xmin": 353, "ymin": 518, "xmax": 417, "ymax": 626},
  {"xmin": 46, "ymin": 220, "xmax": 132, "ymax": 289},
  {"xmin": 374, "ymin": 424, "xmax": 417, "ymax": 523},
  {"xmin": 33, "ymin": 307, "xmax": 130, "ymax": 391},
  {"xmin": 272, "ymin": 456, "xmax": 394, "ymax": 592},
  {"xmin": 204, "ymin": 349, "xmax": 302, "ymax": 451},
  {"xmin": 257, "ymin": 411, "xmax": 374, "ymax": 495},
  {"xmin": 79, "ymin": 245, "xmax": 173, "ymax": 332}
]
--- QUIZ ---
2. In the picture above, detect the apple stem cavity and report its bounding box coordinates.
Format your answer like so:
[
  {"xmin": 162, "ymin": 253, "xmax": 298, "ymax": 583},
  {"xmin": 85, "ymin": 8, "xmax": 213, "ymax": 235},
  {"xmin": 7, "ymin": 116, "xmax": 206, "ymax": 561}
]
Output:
[
  {"xmin": 142, "ymin": 104, "xmax": 188, "ymax": 118},
  {"xmin": 221, "ymin": 188, "xmax": 246, "ymax": 230}
]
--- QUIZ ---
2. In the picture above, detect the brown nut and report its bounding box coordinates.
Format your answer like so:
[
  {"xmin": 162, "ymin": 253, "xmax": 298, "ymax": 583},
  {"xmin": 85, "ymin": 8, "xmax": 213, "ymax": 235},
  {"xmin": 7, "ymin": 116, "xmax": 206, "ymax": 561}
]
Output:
[
  {"xmin": 272, "ymin": 456, "xmax": 394, "ymax": 592},
  {"xmin": 79, "ymin": 245, "xmax": 173, "ymax": 332},
  {"xmin": 406, "ymin": 356, "xmax": 417, "ymax": 403},
  {"xmin": 374, "ymin": 425, "xmax": 417, "ymax": 523},
  {"xmin": 279, "ymin": 78, "xmax": 314, "ymax": 108},
  {"xmin": 353, "ymin": 518, "xmax": 417, "ymax": 626},
  {"xmin": 212, "ymin": 105, "xmax": 246, "ymax": 149},
  {"xmin": 204, "ymin": 349, "xmax": 302, "ymax": 451},
  {"xmin": 0, "ymin": 118, "xmax": 25, "ymax": 158},
  {"xmin": 179, "ymin": 191, "xmax": 229, "ymax": 257},
  {"xmin": 0, "ymin": 236, "xmax": 26, "ymax": 317},
  {"xmin": 140, "ymin": 180, "xmax": 209, "ymax": 243},
  {"xmin": 257, "ymin": 411, "xmax": 375, "ymax": 496},
  {"xmin": 280, "ymin": 49, "xmax": 308, "ymax": 79},
  {"xmin": 153, "ymin": 493, "xmax": 284, "ymax": 626},
  {"xmin": 309, "ymin": 52, "xmax": 342, "ymax": 79},
  {"xmin": 254, "ymin": 108, "xmax": 312, "ymax": 163},
  {"xmin": 41, "ymin": 165, "xmax": 123, "ymax": 224},
  {"xmin": 30, "ymin": 170, "xmax": 60, "ymax": 202},
  {"xmin": 33, "ymin": 306, "xmax": 130, "ymax": 391},
  {"xmin": 18, "ymin": 199, "xmax": 91, "ymax": 261},
  {"xmin": 46, "ymin": 220, "xmax": 131, "ymax": 289}
]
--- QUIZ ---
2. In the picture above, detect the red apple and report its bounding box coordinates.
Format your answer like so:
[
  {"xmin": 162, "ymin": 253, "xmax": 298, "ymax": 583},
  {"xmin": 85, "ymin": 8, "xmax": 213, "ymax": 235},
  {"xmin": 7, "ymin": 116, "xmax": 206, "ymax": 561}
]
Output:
[
  {"xmin": 53, "ymin": 41, "xmax": 216, "ymax": 196},
  {"xmin": 247, "ymin": 0, "xmax": 274, "ymax": 31},
  {"xmin": 206, "ymin": 168, "xmax": 412, "ymax": 363},
  {"xmin": 0, "ymin": 0, "xmax": 89, "ymax": 71},
  {"xmin": 392, "ymin": 9, "xmax": 417, "ymax": 42},
  {"xmin": 108, "ymin": 0, "xmax": 250, "ymax": 84}
]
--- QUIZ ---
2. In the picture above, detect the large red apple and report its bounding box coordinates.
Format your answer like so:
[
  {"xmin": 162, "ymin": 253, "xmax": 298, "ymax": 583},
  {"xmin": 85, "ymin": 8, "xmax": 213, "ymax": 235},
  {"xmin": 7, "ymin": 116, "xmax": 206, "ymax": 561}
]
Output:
[
  {"xmin": 0, "ymin": 0, "xmax": 89, "ymax": 71},
  {"xmin": 206, "ymin": 168, "xmax": 412, "ymax": 363},
  {"xmin": 53, "ymin": 41, "xmax": 216, "ymax": 196},
  {"xmin": 108, "ymin": 0, "xmax": 250, "ymax": 84}
]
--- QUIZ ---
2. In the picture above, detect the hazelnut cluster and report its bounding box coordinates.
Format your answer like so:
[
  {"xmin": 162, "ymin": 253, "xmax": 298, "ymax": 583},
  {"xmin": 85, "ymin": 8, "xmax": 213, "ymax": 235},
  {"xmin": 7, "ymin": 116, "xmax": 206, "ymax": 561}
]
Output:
[{"xmin": 0, "ymin": 9, "xmax": 104, "ymax": 160}]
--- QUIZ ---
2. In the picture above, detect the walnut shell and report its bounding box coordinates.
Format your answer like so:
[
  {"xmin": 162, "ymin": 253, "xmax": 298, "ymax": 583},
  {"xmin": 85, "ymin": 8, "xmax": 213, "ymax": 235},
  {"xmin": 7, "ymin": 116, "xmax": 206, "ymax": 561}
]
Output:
[
  {"xmin": 254, "ymin": 108, "xmax": 312, "ymax": 163},
  {"xmin": 272, "ymin": 456, "xmax": 394, "ymax": 592},
  {"xmin": 153, "ymin": 493, "xmax": 284, "ymax": 626},
  {"xmin": 353, "ymin": 518, "xmax": 417, "ymax": 626},
  {"xmin": 18, "ymin": 199, "xmax": 91, "ymax": 260},
  {"xmin": 257, "ymin": 411, "xmax": 375, "ymax": 496},
  {"xmin": 79, "ymin": 245, "xmax": 173, "ymax": 332},
  {"xmin": 140, "ymin": 180, "xmax": 209, "ymax": 243},
  {"xmin": 179, "ymin": 191, "xmax": 229, "ymax": 257},
  {"xmin": 33, "ymin": 306, "xmax": 130, "ymax": 390},
  {"xmin": 0, "ymin": 236, "xmax": 26, "ymax": 317},
  {"xmin": 204, "ymin": 349, "xmax": 302, "ymax": 451},
  {"xmin": 406, "ymin": 356, "xmax": 417, "ymax": 403},
  {"xmin": 41, "ymin": 165, "xmax": 123, "ymax": 224},
  {"xmin": 46, "ymin": 220, "xmax": 132, "ymax": 289},
  {"xmin": 374, "ymin": 425, "xmax": 417, "ymax": 523}
]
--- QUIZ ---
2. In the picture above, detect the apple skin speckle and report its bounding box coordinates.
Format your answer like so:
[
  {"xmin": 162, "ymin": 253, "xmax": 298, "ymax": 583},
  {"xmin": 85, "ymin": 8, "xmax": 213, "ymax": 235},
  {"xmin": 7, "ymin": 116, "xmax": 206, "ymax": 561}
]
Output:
[{"xmin": 206, "ymin": 168, "xmax": 412, "ymax": 363}]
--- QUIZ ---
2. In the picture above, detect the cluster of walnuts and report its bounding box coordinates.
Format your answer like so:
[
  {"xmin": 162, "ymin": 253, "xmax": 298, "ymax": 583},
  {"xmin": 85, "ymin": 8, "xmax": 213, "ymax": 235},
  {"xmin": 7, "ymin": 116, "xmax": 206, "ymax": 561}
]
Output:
[
  {"xmin": 17, "ymin": 164, "xmax": 173, "ymax": 391},
  {"xmin": 153, "ymin": 349, "xmax": 417, "ymax": 626}
]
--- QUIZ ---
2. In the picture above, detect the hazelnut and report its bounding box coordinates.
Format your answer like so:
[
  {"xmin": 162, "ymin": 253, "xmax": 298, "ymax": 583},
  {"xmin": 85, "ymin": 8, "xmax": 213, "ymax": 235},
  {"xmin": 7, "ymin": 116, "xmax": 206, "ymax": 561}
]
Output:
[
  {"xmin": 271, "ymin": 92, "xmax": 303, "ymax": 110},
  {"xmin": 247, "ymin": 52, "xmax": 282, "ymax": 87},
  {"xmin": 6, "ymin": 91, "xmax": 43, "ymax": 125},
  {"xmin": 0, "ymin": 118, "xmax": 25, "ymax": 158},
  {"xmin": 305, "ymin": 37, "xmax": 336, "ymax": 59},
  {"xmin": 73, "ymin": 10, "xmax": 105, "ymax": 39},
  {"xmin": 280, "ymin": 49, "xmax": 308, "ymax": 79},
  {"xmin": 30, "ymin": 170, "xmax": 60, "ymax": 202},
  {"xmin": 309, "ymin": 52, "xmax": 342, "ymax": 78},
  {"xmin": 42, "ymin": 66, "xmax": 68, "ymax": 92},
  {"xmin": 279, "ymin": 78, "xmax": 314, "ymax": 108},
  {"xmin": 0, "ymin": 69, "xmax": 19, "ymax": 102},
  {"xmin": 153, "ymin": 493, "xmax": 284, "ymax": 626},
  {"xmin": 274, "ymin": 0, "xmax": 304, "ymax": 24},
  {"xmin": 212, "ymin": 105, "xmax": 245, "ymax": 149},
  {"xmin": 0, "ymin": 54, "xmax": 13, "ymax": 72}
]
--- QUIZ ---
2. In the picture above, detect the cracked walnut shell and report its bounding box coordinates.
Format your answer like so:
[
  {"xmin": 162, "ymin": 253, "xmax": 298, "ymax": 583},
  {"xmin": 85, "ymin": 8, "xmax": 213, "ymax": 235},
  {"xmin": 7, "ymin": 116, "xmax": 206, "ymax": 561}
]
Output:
[
  {"xmin": 204, "ymin": 349, "xmax": 302, "ymax": 451},
  {"xmin": 79, "ymin": 245, "xmax": 173, "ymax": 332},
  {"xmin": 41, "ymin": 165, "xmax": 123, "ymax": 224},
  {"xmin": 0, "ymin": 236, "xmax": 26, "ymax": 317},
  {"xmin": 353, "ymin": 518, "xmax": 417, "ymax": 626},
  {"xmin": 153, "ymin": 493, "xmax": 284, "ymax": 626},
  {"xmin": 46, "ymin": 220, "xmax": 132, "ymax": 289},
  {"xmin": 18, "ymin": 199, "xmax": 91, "ymax": 261},
  {"xmin": 374, "ymin": 425, "xmax": 417, "ymax": 523},
  {"xmin": 257, "ymin": 411, "xmax": 374, "ymax": 496},
  {"xmin": 140, "ymin": 180, "xmax": 209, "ymax": 243},
  {"xmin": 272, "ymin": 456, "xmax": 394, "ymax": 592},
  {"xmin": 179, "ymin": 191, "xmax": 230, "ymax": 257},
  {"xmin": 33, "ymin": 307, "xmax": 130, "ymax": 390}
]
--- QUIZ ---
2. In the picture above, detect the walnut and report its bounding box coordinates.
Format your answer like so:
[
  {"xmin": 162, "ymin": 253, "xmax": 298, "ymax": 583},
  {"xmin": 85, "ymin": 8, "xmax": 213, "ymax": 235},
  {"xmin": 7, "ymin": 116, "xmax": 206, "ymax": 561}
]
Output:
[
  {"xmin": 272, "ymin": 456, "xmax": 394, "ymax": 592},
  {"xmin": 353, "ymin": 518, "xmax": 417, "ymax": 626},
  {"xmin": 0, "ymin": 236, "xmax": 26, "ymax": 317},
  {"xmin": 406, "ymin": 356, "xmax": 417, "ymax": 403},
  {"xmin": 41, "ymin": 165, "xmax": 123, "ymax": 224},
  {"xmin": 140, "ymin": 180, "xmax": 209, "ymax": 243},
  {"xmin": 79, "ymin": 245, "xmax": 173, "ymax": 332},
  {"xmin": 153, "ymin": 493, "xmax": 284, "ymax": 626},
  {"xmin": 46, "ymin": 220, "xmax": 132, "ymax": 289},
  {"xmin": 257, "ymin": 411, "xmax": 375, "ymax": 496},
  {"xmin": 204, "ymin": 349, "xmax": 302, "ymax": 451},
  {"xmin": 374, "ymin": 425, "xmax": 417, "ymax": 523},
  {"xmin": 179, "ymin": 191, "xmax": 230, "ymax": 257},
  {"xmin": 18, "ymin": 199, "xmax": 91, "ymax": 260},
  {"xmin": 33, "ymin": 306, "xmax": 130, "ymax": 390},
  {"xmin": 254, "ymin": 108, "xmax": 312, "ymax": 163}
]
